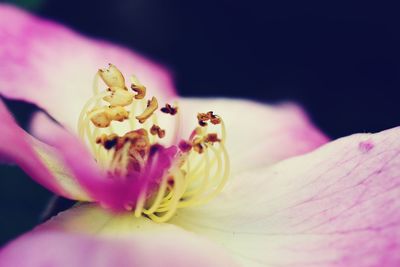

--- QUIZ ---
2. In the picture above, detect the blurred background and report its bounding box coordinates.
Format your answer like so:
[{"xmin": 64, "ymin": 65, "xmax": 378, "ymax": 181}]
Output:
[{"xmin": 1, "ymin": 0, "xmax": 400, "ymax": 245}]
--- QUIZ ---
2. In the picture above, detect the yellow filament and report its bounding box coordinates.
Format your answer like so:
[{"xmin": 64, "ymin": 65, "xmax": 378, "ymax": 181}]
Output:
[
  {"xmin": 78, "ymin": 92, "xmax": 108, "ymax": 138},
  {"xmin": 142, "ymin": 119, "xmax": 229, "ymax": 222},
  {"xmin": 181, "ymin": 149, "xmax": 210, "ymax": 198},
  {"xmin": 149, "ymin": 169, "xmax": 184, "ymax": 222},
  {"xmin": 78, "ymin": 68, "xmax": 231, "ymax": 223},
  {"xmin": 142, "ymin": 174, "xmax": 169, "ymax": 214}
]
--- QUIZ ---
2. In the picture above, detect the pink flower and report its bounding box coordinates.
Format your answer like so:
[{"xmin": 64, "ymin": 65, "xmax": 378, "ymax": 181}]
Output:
[{"xmin": 0, "ymin": 4, "xmax": 399, "ymax": 267}]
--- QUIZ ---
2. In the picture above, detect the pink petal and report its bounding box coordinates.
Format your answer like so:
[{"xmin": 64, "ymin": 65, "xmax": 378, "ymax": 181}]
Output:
[
  {"xmin": 179, "ymin": 98, "xmax": 328, "ymax": 172},
  {"xmin": 172, "ymin": 127, "xmax": 400, "ymax": 267},
  {"xmin": 0, "ymin": 98, "xmax": 84, "ymax": 198},
  {"xmin": 0, "ymin": 4, "xmax": 176, "ymax": 132},
  {"xmin": 31, "ymin": 112, "xmax": 176, "ymax": 210},
  {"xmin": 0, "ymin": 204, "xmax": 238, "ymax": 267}
]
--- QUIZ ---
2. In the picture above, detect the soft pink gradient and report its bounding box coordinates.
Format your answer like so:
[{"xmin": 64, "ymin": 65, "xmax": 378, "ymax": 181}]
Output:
[
  {"xmin": 0, "ymin": 4, "xmax": 329, "ymax": 208},
  {"xmin": 31, "ymin": 112, "xmax": 177, "ymax": 210},
  {"xmin": 0, "ymin": 4, "xmax": 176, "ymax": 132},
  {"xmin": 1, "ymin": 4, "xmax": 398, "ymax": 267},
  {"xmin": 179, "ymin": 98, "xmax": 329, "ymax": 173},
  {"xmin": 172, "ymin": 127, "xmax": 400, "ymax": 267},
  {"xmin": 0, "ymin": 204, "xmax": 239, "ymax": 267},
  {"xmin": 0, "ymin": 99, "xmax": 68, "ymax": 197}
]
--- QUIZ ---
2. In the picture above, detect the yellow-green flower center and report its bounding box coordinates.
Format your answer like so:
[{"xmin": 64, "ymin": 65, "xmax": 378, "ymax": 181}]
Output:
[{"xmin": 77, "ymin": 64, "xmax": 230, "ymax": 222}]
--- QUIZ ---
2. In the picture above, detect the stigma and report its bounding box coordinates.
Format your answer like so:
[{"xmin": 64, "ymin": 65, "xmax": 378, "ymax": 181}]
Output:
[{"xmin": 77, "ymin": 64, "xmax": 230, "ymax": 222}]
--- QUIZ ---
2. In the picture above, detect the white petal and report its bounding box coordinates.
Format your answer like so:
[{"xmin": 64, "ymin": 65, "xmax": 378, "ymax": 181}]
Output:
[
  {"xmin": 172, "ymin": 127, "xmax": 400, "ymax": 267},
  {"xmin": 0, "ymin": 204, "xmax": 238, "ymax": 267},
  {"xmin": 178, "ymin": 98, "xmax": 328, "ymax": 172}
]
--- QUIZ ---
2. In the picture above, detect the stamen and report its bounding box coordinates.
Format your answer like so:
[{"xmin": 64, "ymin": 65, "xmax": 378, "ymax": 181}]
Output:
[
  {"xmin": 98, "ymin": 63, "xmax": 126, "ymax": 88},
  {"xmin": 130, "ymin": 75, "xmax": 146, "ymax": 99},
  {"xmin": 160, "ymin": 103, "xmax": 178, "ymax": 115},
  {"xmin": 150, "ymin": 124, "xmax": 166, "ymax": 138},
  {"xmin": 78, "ymin": 64, "xmax": 230, "ymax": 223},
  {"xmin": 89, "ymin": 106, "xmax": 129, "ymax": 128},
  {"xmin": 136, "ymin": 97, "xmax": 158, "ymax": 124},
  {"xmin": 103, "ymin": 89, "xmax": 133, "ymax": 107}
]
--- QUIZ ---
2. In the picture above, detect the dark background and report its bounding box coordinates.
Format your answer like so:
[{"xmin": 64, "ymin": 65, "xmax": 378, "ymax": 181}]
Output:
[{"xmin": 1, "ymin": 0, "xmax": 400, "ymax": 245}]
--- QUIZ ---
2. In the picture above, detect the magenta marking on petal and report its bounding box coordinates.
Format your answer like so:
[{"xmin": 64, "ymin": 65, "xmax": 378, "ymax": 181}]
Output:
[
  {"xmin": 358, "ymin": 139, "xmax": 374, "ymax": 153},
  {"xmin": 172, "ymin": 127, "xmax": 400, "ymax": 267}
]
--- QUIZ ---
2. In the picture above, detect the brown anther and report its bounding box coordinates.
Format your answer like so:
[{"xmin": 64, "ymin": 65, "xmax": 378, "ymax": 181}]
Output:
[
  {"xmin": 210, "ymin": 117, "xmax": 221, "ymax": 125},
  {"xmin": 117, "ymin": 129, "xmax": 150, "ymax": 160},
  {"xmin": 98, "ymin": 63, "xmax": 125, "ymax": 88},
  {"xmin": 198, "ymin": 120, "xmax": 208, "ymax": 127},
  {"xmin": 124, "ymin": 130, "xmax": 149, "ymax": 150},
  {"xmin": 208, "ymin": 111, "xmax": 221, "ymax": 125},
  {"xmin": 160, "ymin": 104, "xmax": 178, "ymax": 115},
  {"xmin": 193, "ymin": 143, "xmax": 204, "ymax": 154},
  {"xmin": 197, "ymin": 112, "xmax": 210, "ymax": 121},
  {"xmin": 205, "ymin": 133, "xmax": 220, "ymax": 143},
  {"xmin": 89, "ymin": 106, "xmax": 129, "ymax": 128},
  {"xmin": 197, "ymin": 112, "xmax": 212, "ymax": 127},
  {"xmin": 96, "ymin": 133, "xmax": 118, "ymax": 150},
  {"xmin": 103, "ymin": 89, "xmax": 133, "ymax": 107},
  {"xmin": 136, "ymin": 97, "xmax": 158, "ymax": 124},
  {"xmin": 131, "ymin": 84, "xmax": 146, "ymax": 99},
  {"xmin": 106, "ymin": 129, "xmax": 150, "ymax": 173},
  {"xmin": 130, "ymin": 75, "xmax": 146, "ymax": 99},
  {"xmin": 192, "ymin": 138, "xmax": 204, "ymax": 154},
  {"xmin": 178, "ymin": 140, "xmax": 192, "ymax": 153},
  {"xmin": 150, "ymin": 124, "xmax": 166, "ymax": 138}
]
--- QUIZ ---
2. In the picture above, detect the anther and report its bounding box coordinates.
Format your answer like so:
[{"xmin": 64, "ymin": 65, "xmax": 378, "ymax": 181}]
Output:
[
  {"xmin": 150, "ymin": 124, "xmax": 166, "ymax": 138},
  {"xmin": 178, "ymin": 140, "xmax": 192, "ymax": 153},
  {"xmin": 98, "ymin": 63, "xmax": 126, "ymax": 88},
  {"xmin": 136, "ymin": 97, "xmax": 158, "ymax": 124},
  {"xmin": 208, "ymin": 111, "xmax": 221, "ymax": 125},
  {"xmin": 130, "ymin": 75, "xmax": 146, "ymax": 99},
  {"xmin": 103, "ymin": 89, "xmax": 134, "ymax": 107},
  {"xmin": 96, "ymin": 133, "xmax": 118, "ymax": 150},
  {"xmin": 205, "ymin": 133, "xmax": 220, "ymax": 143},
  {"xmin": 118, "ymin": 129, "xmax": 149, "ymax": 154},
  {"xmin": 160, "ymin": 103, "xmax": 178, "ymax": 115},
  {"xmin": 197, "ymin": 112, "xmax": 210, "ymax": 127},
  {"xmin": 89, "ymin": 106, "xmax": 129, "ymax": 128},
  {"xmin": 192, "ymin": 137, "xmax": 205, "ymax": 154},
  {"xmin": 197, "ymin": 111, "xmax": 221, "ymax": 127},
  {"xmin": 79, "ymin": 63, "xmax": 230, "ymax": 223}
]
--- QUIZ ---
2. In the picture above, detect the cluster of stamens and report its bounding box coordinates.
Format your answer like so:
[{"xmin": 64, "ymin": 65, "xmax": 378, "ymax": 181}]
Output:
[{"xmin": 77, "ymin": 64, "xmax": 229, "ymax": 222}]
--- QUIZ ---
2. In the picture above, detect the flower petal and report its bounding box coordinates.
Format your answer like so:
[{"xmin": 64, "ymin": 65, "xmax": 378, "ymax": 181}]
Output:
[
  {"xmin": 0, "ymin": 4, "xmax": 176, "ymax": 132},
  {"xmin": 0, "ymin": 204, "xmax": 238, "ymax": 267},
  {"xmin": 179, "ymin": 98, "xmax": 328, "ymax": 172},
  {"xmin": 172, "ymin": 127, "xmax": 400, "ymax": 267},
  {"xmin": 0, "ymin": 99, "xmax": 87, "ymax": 199},
  {"xmin": 31, "ymin": 112, "xmax": 176, "ymax": 210}
]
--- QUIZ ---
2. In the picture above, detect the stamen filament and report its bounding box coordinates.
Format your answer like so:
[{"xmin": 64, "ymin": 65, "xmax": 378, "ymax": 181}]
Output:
[
  {"xmin": 78, "ymin": 64, "xmax": 231, "ymax": 223},
  {"xmin": 142, "ymin": 174, "xmax": 169, "ymax": 214}
]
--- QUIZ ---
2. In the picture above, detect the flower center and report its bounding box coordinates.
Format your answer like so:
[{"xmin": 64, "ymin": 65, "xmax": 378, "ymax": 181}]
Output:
[{"xmin": 77, "ymin": 64, "xmax": 230, "ymax": 222}]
